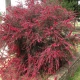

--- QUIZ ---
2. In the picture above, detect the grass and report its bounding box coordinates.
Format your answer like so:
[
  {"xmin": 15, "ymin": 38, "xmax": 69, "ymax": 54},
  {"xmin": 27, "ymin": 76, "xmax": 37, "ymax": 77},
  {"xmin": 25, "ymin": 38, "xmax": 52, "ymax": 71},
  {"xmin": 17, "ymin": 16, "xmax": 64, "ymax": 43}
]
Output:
[
  {"xmin": 68, "ymin": 23, "xmax": 80, "ymax": 80},
  {"xmin": 68, "ymin": 34, "xmax": 80, "ymax": 80},
  {"xmin": 68, "ymin": 67, "xmax": 80, "ymax": 80}
]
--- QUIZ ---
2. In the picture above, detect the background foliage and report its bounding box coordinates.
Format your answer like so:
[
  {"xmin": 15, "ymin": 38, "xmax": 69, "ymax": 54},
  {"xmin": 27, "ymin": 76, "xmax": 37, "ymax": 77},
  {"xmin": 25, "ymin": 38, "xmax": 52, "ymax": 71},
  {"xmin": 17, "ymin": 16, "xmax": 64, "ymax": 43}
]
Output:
[{"xmin": 61, "ymin": 0, "xmax": 78, "ymax": 11}]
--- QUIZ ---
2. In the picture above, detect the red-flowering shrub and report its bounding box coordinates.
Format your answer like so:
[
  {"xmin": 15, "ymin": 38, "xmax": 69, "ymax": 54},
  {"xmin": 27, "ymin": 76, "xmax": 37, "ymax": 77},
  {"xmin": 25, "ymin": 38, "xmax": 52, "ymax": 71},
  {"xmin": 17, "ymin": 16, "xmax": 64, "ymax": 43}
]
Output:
[{"xmin": 0, "ymin": 0, "xmax": 77, "ymax": 80}]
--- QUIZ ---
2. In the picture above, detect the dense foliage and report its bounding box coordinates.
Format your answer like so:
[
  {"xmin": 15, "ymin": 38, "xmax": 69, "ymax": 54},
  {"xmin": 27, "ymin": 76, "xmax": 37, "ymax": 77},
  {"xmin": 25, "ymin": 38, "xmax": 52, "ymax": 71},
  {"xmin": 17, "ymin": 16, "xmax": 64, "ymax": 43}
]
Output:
[
  {"xmin": 61, "ymin": 0, "xmax": 80, "ymax": 17},
  {"xmin": 61, "ymin": 0, "xmax": 78, "ymax": 11},
  {"xmin": 0, "ymin": 0, "xmax": 77, "ymax": 80}
]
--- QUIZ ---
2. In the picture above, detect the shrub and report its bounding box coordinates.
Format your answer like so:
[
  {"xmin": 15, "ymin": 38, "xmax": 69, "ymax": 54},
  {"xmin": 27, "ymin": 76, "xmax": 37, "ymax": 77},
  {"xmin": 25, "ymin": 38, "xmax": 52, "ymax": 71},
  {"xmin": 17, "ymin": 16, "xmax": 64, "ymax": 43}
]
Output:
[{"xmin": 0, "ymin": 0, "xmax": 77, "ymax": 80}]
